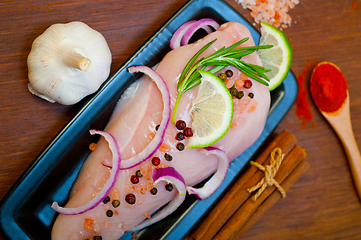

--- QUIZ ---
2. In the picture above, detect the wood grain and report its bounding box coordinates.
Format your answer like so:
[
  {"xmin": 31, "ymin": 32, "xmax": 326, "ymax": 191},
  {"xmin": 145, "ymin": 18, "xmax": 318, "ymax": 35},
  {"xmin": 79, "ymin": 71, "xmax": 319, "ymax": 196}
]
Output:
[{"xmin": 1, "ymin": 0, "xmax": 361, "ymax": 240}]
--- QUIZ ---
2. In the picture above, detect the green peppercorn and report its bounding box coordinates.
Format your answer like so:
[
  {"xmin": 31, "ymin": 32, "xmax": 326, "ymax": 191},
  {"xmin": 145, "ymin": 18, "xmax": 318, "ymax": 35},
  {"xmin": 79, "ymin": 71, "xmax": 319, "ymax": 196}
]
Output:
[
  {"xmin": 112, "ymin": 200, "xmax": 120, "ymax": 208},
  {"xmin": 230, "ymin": 86, "xmax": 238, "ymax": 97},
  {"xmin": 150, "ymin": 187, "xmax": 158, "ymax": 195},
  {"xmin": 102, "ymin": 196, "xmax": 110, "ymax": 204},
  {"xmin": 165, "ymin": 183, "xmax": 173, "ymax": 192},
  {"xmin": 136, "ymin": 169, "xmax": 143, "ymax": 178},
  {"xmin": 106, "ymin": 210, "xmax": 113, "ymax": 217},
  {"xmin": 236, "ymin": 91, "xmax": 244, "ymax": 99},
  {"xmin": 218, "ymin": 73, "xmax": 227, "ymax": 81},
  {"xmin": 225, "ymin": 70, "xmax": 233, "ymax": 78}
]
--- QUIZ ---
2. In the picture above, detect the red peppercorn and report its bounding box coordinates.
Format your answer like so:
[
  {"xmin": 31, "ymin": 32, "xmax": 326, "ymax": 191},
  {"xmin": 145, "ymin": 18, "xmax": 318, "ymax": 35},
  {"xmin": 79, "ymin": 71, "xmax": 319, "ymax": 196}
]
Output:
[
  {"xmin": 183, "ymin": 127, "xmax": 193, "ymax": 137},
  {"xmin": 244, "ymin": 80, "xmax": 253, "ymax": 89},
  {"xmin": 125, "ymin": 194, "xmax": 136, "ymax": 205},
  {"xmin": 130, "ymin": 175, "xmax": 139, "ymax": 184},
  {"xmin": 151, "ymin": 157, "xmax": 160, "ymax": 166},
  {"xmin": 175, "ymin": 120, "xmax": 186, "ymax": 130}
]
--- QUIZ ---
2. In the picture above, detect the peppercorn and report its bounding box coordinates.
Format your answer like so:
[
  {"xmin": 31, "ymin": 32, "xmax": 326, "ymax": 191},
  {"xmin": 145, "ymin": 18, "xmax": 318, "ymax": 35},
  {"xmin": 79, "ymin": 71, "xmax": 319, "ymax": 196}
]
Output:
[
  {"xmin": 136, "ymin": 169, "xmax": 143, "ymax": 178},
  {"xmin": 112, "ymin": 200, "xmax": 120, "ymax": 208},
  {"xmin": 175, "ymin": 120, "xmax": 186, "ymax": 130},
  {"xmin": 230, "ymin": 86, "xmax": 238, "ymax": 97},
  {"xmin": 225, "ymin": 69, "xmax": 233, "ymax": 78},
  {"xmin": 183, "ymin": 127, "xmax": 193, "ymax": 137},
  {"xmin": 130, "ymin": 175, "xmax": 139, "ymax": 184},
  {"xmin": 102, "ymin": 196, "xmax": 110, "ymax": 204},
  {"xmin": 164, "ymin": 153, "xmax": 173, "ymax": 161},
  {"xmin": 176, "ymin": 142, "xmax": 185, "ymax": 151},
  {"xmin": 150, "ymin": 187, "xmax": 158, "ymax": 195},
  {"xmin": 218, "ymin": 73, "xmax": 227, "ymax": 81},
  {"xmin": 236, "ymin": 91, "xmax": 244, "ymax": 99},
  {"xmin": 165, "ymin": 183, "xmax": 173, "ymax": 192},
  {"xmin": 155, "ymin": 124, "xmax": 160, "ymax": 131},
  {"xmin": 93, "ymin": 236, "xmax": 102, "ymax": 240},
  {"xmin": 244, "ymin": 79, "xmax": 252, "ymax": 89},
  {"xmin": 248, "ymin": 92, "xmax": 254, "ymax": 99},
  {"xmin": 106, "ymin": 210, "xmax": 113, "ymax": 217},
  {"xmin": 151, "ymin": 157, "xmax": 160, "ymax": 166},
  {"xmin": 125, "ymin": 194, "xmax": 136, "ymax": 205},
  {"xmin": 176, "ymin": 132, "xmax": 185, "ymax": 141}
]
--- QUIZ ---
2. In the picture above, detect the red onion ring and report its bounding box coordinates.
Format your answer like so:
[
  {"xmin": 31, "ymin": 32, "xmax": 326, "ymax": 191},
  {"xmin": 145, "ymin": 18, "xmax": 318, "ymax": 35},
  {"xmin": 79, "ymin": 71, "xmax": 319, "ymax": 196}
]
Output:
[
  {"xmin": 120, "ymin": 66, "xmax": 171, "ymax": 170},
  {"xmin": 51, "ymin": 130, "xmax": 121, "ymax": 215},
  {"xmin": 187, "ymin": 147, "xmax": 229, "ymax": 200},
  {"xmin": 180, "ymin": 18, "xmax": 220, "ymax": 46},
  {"xmin": 170, "ymin": 20, "xmax": 197, "ymax": 50},
  {"xmin": 170, "ymin": 19, "xmax": 219, "ymax": 49},
  {"xmin": 129, "ymin": 167, "xmax": 186, "ymax": 231}
]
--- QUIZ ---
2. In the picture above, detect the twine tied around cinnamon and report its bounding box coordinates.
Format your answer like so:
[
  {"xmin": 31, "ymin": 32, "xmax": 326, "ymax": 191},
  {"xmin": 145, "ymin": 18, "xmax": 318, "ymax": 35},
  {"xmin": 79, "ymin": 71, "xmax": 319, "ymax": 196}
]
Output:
[{"xmin": 247, "ymin": 147, "xmax": 286, "ymax": 201}]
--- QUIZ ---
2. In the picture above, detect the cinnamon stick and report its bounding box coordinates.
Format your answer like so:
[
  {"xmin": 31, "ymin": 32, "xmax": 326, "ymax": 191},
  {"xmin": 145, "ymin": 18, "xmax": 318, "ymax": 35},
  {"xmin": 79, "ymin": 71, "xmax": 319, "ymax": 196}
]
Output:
[
  {"xmin": 230, "ymin": 160, "xmax": 310, "ymax": 239},
  {"xmin": 213, "ymin": 144, "xmax": 307, "ymax": 240},
  {"xmin": 185, "ymin": 130, "xmax": 298, "ymax": 240}
]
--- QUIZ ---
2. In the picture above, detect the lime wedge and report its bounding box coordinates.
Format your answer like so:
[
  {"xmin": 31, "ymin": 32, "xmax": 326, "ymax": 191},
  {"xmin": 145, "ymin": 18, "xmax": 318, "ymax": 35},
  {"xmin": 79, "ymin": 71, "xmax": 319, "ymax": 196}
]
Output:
[
  {"xmin": 188, "ymin": 70, "xmax": 234, "ymax": 149},
  {"xmin": 258, "ymin": 22, "xmax": 293, "ymax": 91}
]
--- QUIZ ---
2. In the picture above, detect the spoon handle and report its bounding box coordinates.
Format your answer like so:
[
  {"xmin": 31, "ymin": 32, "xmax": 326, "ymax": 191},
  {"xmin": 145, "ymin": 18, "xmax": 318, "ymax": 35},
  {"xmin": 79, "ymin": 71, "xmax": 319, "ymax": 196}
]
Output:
[{"xmin": 334, "ymin": 121, "xmax": 361, "ymax": 201}]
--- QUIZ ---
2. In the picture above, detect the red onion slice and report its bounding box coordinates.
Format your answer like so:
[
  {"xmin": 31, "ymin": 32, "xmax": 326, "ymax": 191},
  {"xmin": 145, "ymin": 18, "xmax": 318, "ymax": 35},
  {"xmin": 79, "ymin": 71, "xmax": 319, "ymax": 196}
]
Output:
[
  {"xmin": 180, "ymin": 18, "xmax": 220, "ymax": 46},
  {"xmin": 129, "ymin": 167, "xmax": 186, "ymax": 231},
  {"xmin": 120, "ymin": 66, "xmax": 171, "ymax": 170},
  {"xmin": 187, "ymin": 147, "xmax": 229, "ymax": 200},
  {"xmin": 169, "ymin": 20, "xmax": 197, "ymax": 50},
  {"xmin": 52, "ymin": 130, "xmax": 121, "ymax": 215}
]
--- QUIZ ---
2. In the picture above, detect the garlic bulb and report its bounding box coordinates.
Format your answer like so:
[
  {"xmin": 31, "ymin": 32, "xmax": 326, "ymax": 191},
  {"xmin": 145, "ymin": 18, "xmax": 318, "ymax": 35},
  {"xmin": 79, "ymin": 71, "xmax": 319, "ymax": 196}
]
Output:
[{"xmin": 27, "ymin": 21, "xmax": 112, "ymax": 105}]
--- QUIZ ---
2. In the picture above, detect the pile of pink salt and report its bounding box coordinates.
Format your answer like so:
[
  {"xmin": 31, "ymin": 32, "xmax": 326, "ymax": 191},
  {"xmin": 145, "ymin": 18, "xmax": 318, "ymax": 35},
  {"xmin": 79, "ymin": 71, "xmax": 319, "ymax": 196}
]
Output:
[{"xmin": 235, "ymin": 0, "xmax": 300, "ymax": 29}]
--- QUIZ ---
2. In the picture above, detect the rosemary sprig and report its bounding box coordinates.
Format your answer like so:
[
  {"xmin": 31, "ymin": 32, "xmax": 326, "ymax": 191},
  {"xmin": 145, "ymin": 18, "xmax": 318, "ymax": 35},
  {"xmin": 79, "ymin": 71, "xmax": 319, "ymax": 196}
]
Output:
[{"xmin": 172, "ymin": 37, "xmax": 273, "ymax": 123}]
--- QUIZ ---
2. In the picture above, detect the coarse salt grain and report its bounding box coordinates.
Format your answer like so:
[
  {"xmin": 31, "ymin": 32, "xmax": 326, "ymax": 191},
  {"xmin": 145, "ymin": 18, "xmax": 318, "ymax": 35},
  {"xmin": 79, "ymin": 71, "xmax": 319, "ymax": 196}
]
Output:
[{"xmin": 235, "ymin": 0, "xmax": 300, "ymax": 29}]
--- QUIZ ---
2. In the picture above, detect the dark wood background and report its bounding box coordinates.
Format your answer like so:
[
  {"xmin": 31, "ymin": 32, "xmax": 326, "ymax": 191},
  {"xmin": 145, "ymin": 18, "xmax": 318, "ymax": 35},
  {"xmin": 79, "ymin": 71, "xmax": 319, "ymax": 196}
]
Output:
[{"xmin": 1, "ymin": 0, "xmax": 361, "ymax": 239}]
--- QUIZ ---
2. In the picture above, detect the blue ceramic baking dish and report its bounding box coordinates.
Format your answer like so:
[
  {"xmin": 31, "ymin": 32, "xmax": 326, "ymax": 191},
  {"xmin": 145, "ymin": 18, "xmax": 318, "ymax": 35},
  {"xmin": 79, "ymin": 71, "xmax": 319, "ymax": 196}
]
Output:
[{"xmin": 0, "ymin": 0, "xmax": 298, "ymax": 239}]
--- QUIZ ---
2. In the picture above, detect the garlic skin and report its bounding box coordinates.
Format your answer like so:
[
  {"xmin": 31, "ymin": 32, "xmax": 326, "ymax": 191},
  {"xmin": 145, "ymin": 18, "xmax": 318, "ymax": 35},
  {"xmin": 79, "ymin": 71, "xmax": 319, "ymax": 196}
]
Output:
[{"xmin": 27, "ymin": 21, "xmax": 112, "ymax": 105}]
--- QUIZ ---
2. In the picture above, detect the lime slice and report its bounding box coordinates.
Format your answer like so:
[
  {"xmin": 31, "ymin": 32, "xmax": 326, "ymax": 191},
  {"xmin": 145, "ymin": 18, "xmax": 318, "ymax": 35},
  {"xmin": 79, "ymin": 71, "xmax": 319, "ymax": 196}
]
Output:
[
  {"xmin": 258, "ymin": 22, "xmax": 293, "ymax": 91},
  {"xmin": 188, "ymin": 70, "xmax": 234, "ymax": 149}
]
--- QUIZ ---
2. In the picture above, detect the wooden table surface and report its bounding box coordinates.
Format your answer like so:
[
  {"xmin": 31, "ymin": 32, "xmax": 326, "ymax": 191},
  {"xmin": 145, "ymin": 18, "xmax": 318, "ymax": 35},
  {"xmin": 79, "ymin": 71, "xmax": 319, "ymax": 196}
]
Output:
[{"xmin": 1, "ymin": 0, "xmax": 361, "ymax": 239}]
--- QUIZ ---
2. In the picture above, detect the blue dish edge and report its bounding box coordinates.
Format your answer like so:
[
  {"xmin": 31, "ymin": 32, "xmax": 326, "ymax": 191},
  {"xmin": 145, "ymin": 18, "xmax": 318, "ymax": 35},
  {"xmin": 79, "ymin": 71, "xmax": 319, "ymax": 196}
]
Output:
[{"xmin": 0, "ymin": 0, "xmax": 299, "ymax": 239}]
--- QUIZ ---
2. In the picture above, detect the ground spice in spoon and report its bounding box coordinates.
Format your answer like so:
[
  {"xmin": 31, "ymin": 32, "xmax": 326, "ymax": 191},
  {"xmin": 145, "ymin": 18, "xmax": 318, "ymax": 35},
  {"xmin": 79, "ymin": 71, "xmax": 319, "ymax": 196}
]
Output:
[{"xmin": 310, "ymin": 62, "xmax": 348, "ymax": 113}]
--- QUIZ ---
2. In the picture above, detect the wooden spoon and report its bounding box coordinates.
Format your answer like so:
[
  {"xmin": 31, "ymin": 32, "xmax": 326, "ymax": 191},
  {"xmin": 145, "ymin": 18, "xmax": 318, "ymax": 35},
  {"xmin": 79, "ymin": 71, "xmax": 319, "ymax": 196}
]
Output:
[{"xmin": 311, "ymin": 62, "xmax": 361, "ymax": 201}]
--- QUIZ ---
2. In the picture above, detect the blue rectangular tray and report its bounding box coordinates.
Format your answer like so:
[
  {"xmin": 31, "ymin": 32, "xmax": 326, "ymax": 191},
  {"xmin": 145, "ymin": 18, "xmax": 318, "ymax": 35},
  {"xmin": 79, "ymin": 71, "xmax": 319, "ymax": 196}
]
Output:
[{"xmin": 0, "ymin": 0, "xmax": 298, "ymax": 239}]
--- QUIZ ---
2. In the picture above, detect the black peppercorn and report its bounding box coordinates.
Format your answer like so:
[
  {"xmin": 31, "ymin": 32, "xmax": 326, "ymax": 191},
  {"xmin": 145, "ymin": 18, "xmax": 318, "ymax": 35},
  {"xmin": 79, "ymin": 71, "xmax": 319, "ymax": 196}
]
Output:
[
  {"xmin": 164, "ymin": 153, "xmax": 173, "ymax": 161},
  {"xmin": 102, "ymin": 196, "xmax": 110, "ymax": 204},
  {"xmin": 155, "ymin": 125, "xmax": 160, "ymax": 131},
  {"xmin": 248, "ymin": 92, "xmax": 254, "ymax": 99},
  {"xmin": 150, "ymin": 187, "xmax": 158, "ymax": 195},
  {"xmin": 165, "ymin": 183, "xmax": 173, "ymax": 192},
  {"xmin": 106, "ymin": 210, "xmax": 113, "ymax": 217},
  {"xmin": 176, "ymin": 142, "xmax": 185, "ymax": 151},
  {"xmin": 225, "ymin": 70, "xmax": 233, "ymax": 78},
  {"xmin": 93, "ymin": 236, "xmax": 103, "ymax": 240},
  {"xmin": 176, "ymin": 132, "xmax": 185, "ymax": 141}
]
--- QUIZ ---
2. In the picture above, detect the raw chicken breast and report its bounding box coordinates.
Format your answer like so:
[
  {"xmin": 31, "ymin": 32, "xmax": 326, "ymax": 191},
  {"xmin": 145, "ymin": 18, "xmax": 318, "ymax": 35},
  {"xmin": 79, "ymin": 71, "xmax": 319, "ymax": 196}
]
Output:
[{"xmin": 51, "ymin": 22, "xmax": 270, "ymax": 240}]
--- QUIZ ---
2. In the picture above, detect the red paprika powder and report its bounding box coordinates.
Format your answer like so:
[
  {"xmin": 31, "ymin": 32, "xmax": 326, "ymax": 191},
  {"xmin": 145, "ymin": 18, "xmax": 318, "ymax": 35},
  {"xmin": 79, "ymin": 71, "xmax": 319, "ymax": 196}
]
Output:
[
  {"xmin": 295, "ymin": 63, "xmax": 314, "ymax": 125},
  {"xmin": 310, "ymin": 62, "xmax": 348, "ymax": 113}
]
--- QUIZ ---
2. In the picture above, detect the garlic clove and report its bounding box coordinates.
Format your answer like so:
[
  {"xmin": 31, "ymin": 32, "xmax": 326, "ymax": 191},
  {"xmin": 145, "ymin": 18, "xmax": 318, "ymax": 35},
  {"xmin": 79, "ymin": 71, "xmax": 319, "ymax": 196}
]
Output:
[{"xmin": 27, "ymin": 21, "xmax": 112, "ymax": 105}]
